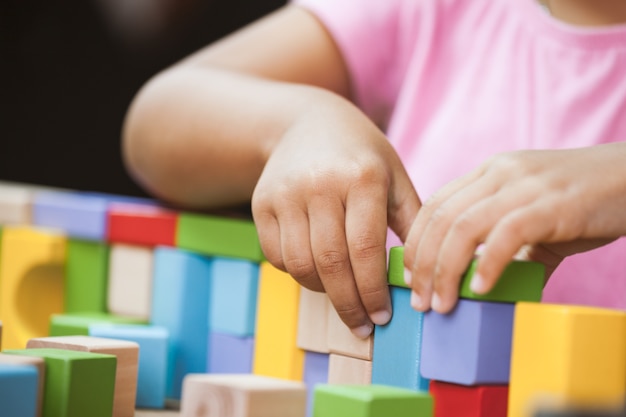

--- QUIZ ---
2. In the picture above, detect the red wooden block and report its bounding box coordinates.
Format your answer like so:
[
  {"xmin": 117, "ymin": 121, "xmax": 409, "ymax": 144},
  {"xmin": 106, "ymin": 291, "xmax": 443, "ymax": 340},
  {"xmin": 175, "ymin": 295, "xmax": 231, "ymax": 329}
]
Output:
[
  {"xmin": 107, "ymin": 203, "xmax": 177, "ymax": 247},
  {"xmin": 430, "ymin": 380, "xmax": 508, "ymax": 417}
]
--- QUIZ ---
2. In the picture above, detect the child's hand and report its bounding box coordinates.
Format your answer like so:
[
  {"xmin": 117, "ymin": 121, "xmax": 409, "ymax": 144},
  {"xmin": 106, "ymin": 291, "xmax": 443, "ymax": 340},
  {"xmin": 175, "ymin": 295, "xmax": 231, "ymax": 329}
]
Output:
[
  {"xmin": 403, "ymin": 143, "xmax": 626, "ymax": 314},
  {"xmin": 252, "ymin": 93, "xmax": 421, "ymax": 338}
]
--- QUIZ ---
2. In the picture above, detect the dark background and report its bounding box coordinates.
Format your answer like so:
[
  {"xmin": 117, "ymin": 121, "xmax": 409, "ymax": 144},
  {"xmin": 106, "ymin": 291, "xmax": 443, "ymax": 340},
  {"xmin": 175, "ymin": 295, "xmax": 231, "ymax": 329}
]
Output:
[{"xmin": 0, "ymin": 0, "xmax": 286, "ymax": 198}]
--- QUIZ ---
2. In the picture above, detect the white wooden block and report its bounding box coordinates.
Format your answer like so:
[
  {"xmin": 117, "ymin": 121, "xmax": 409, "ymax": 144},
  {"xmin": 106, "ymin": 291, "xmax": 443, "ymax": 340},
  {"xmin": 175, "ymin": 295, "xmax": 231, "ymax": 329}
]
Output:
[
  {"xmin": 180, "ymin": 374, "xmax": 307, "ymax": 417},
  {"xmin": 0, "ymin": 183, "xmax": 33, "ymax": 225},
  {"xmin": 108, "ymin": 244, "xmax": 154, "ymax": 320},
  {"xmin": 296, "ymin": 288, "xmax": 329, "ymax": 353},
  {"xmin": 327, "ymin": 353, "xmax": 372, "ymax": 385}
]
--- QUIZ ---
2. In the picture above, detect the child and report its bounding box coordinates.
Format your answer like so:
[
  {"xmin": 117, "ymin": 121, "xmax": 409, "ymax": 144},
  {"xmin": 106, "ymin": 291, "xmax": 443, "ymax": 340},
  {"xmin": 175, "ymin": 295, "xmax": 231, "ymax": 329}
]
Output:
[{"xmin": 122, "ymin": 0, "xmax": 626, "ymax": 338}]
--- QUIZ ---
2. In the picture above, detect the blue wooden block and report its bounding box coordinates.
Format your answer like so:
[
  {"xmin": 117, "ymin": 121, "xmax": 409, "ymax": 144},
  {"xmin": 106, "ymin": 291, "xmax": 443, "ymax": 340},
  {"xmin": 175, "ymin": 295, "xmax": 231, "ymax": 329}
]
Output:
[
  {"xmin": 209, "ymin": 257, "xmax": 259, "ymax": 336},
  {"xmin": 32, "ymin": 191, "xmax": 155, "ymax": 240},
  {"xmin": 303, "ymin": 352, "xmax": 330, "ymax": 417},
  {"xmin": 151, "ymin": 247, "xmax": 212, "ymax": 400},
  {"xmin": 89, "ymin": 323, "xmax": 169, "ymax": 409},
  {"xmin": 0, "ymin": 363, "xmax": 38, "ymax": 417},
  {"xmin": 372, "ymin": 286, "xmax": 429, "ymax": 391},
  {"xmin": 420, "ymin": 299, "xmax": 515, "ymax": 385},
  {"xmin": 207, "ymin": 332, "xmax": 255, "ymax": 374}
]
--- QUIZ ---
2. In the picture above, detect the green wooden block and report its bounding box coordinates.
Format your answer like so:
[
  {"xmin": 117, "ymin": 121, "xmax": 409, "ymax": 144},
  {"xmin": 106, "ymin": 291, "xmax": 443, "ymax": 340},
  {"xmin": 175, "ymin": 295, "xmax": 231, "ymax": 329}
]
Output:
[
  {"xmin": 313, "ymin": 384, "xmax": 433, "ymax": 417},
  {"xmin": 459, "ymin": 258, "xmax": 544, "ymax": 303},
  {"xmin": 387, "ymin": 246, "xmax": 408, "ymax": 288},
  {"xmin": 50, "ymin": 312, "xmax": 146, "ymax": 336},
  {"xmin": 4, "ymin": 348, "xmax": 116, "ymax": 417},
  {"xmin": 176, "ymin": 213, "xmax": 264, "ymax": 261},
  {"xmin": 65, "ymin": 239, "xmax": 109, "ymax": 313}
]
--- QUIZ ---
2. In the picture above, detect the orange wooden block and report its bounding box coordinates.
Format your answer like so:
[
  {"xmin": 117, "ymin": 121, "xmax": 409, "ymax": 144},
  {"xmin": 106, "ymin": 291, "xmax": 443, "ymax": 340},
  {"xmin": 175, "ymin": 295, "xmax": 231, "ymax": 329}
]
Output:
[
  {"xmin": 27, "ymin": 335, "xmax": 139, "ymax": 417},
  {"xmin": 327, "ymin": 353, "xmax": 372, "ymax": 385},
  {"xmin": 0, "ymin": 352, "xmax": 45, "ymax": 417}
]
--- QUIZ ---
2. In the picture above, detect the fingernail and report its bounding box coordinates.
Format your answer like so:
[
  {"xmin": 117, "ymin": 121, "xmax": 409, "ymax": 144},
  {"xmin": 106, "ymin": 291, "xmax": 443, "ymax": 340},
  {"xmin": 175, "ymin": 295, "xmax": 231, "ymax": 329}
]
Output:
[
  {"xmin": 351, "ymin": 323, "xmax": 373, "ymax": 339},
  {"xmin": 404, "ymin": 268, "xmax": 412, "ymax": 286},
  {"xmin": 470, "ymin": 273, "xmax": 487, "ymax": 294},
  {"xmin": 431, "ymin": 293, "xmax": 443, "ymax": 311},
  {"xmin": 370, "ymin": 310, "xmax": 392, "ymax": 325},
  {"xmin": 411, "ymin": 291, "xmax": 423, "ymax": 310}
]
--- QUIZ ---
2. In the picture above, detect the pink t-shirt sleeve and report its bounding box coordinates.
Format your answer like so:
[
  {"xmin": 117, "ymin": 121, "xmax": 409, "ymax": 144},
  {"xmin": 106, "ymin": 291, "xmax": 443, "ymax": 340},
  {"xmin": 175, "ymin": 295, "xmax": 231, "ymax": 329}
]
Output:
[{"xmin": 292, "ymin": 0, "xmax": 421, "ymax": 127}]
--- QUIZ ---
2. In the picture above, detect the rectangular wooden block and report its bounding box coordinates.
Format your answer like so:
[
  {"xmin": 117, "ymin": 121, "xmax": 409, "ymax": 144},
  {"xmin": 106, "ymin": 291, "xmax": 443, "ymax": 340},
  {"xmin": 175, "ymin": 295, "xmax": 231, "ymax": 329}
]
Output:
[
  {"xmin": 509, "ymin": 303, "xmax": 626, "ymax": 417},
  {"xmin": 27, "ymin": 336, "xmax": 139, "ymax": 417},
  {"xmin": 107, "ymin": 203, "xmax": 177, "ymax": 247},
  {"xmin": 313, "ymin": 384, "xmax": 433, "ymax": 417},
  {"xmin": 372, "ymin": 286, "xmax": 429, "ymax": 391},
  {"xmin": 327, "ymin": 354, "xmax": 372, "ymax": 385},
  {"xmin": 0, "ymin": 182, "xmax": 33, "ymax": 225},
  {"xmin": 0, "ymin": 363, "xmax": 39, "ymax": 417},
  {"xmin": 387, "ymin": 246, "xmax": 408, "ymax": 288},
  {"xmin": 253, "ymin": 262, "xmax": 304, "ymax": 381},
  {"xmin": 208, "ymin": 332, "xmax": 255, "ymax": 374},
  {"xmin": 65, "ymin": 239, "xmax": 109, "ymax": 313},
  {"xmin": 0, "ymin": 353, "xmax": 46, "ymax": 417},
  {"xmin": 108, "ymin": 243, "xmax": 154, "ymax": 320},
  {"xmin": 209, "ymin": 257, "xmax": 260, "ymax": 337},
  {"xmin": 49, "ymin": 312, "xmax": 146, "ymax": 337},
  {"xmin": 430, "ymin": 380, "xmax": 508, "ymax": 417},
  {"xmin": 151, "ymin": 247, "xmax": 212, "ymax": 400},
  {"xmin": 4, "ymin": 348, "xmax": 117, "ymax": 417},
  {"xmin": 421, "ymin": 299, "xmax": 515, "ymax": 385},
  {"xmin": 297, "ymin": 287, "xmax": 330, "ymax": 353},
  {"xmin": 180, "ymin": 374, "xmax": 307, "ymax": 417},
  {"xmin": 327, "ymin": 301, "xmax": 373, "ymax": 361},
  {"xmin": 89, "ymin": 324, "xmax": 169, "ymax": 410},
  {"xmin": 176, "ymin": 212, "xmax": 264, "ymax": 261},
  {"xmin": 0, "ymin": 226, "xmax": 66, "ymax": 349},
  {"xmin": 303, "ymin": 352, "xmax": 330, "ymax": 417}
]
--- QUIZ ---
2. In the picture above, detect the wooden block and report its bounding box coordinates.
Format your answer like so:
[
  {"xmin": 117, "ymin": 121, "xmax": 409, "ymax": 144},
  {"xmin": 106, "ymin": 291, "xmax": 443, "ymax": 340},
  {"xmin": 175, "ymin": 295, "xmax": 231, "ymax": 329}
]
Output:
[
  {"xmin": 429, "ymin": 380, "xmax": 508, "ymax": 417},
  {"xmin": 107, "ymin": 203, "xmax": 177, "ymax": 247},
  {"xmin": 509, "ymin": 303, "xmax": 626, "ymax": 417},
  {"xmin": 372, "ymin": 286, "xmax": 429, "ymax": 391},
  {"xmin": 4, "ymin": 348, "xmax": 117, "ymax": 417},
  {"xmin": 313, "ymin": 384, "xmax": 433, "ymax": 417},
  {"xmin": 27, "ymin": 335, "xmax": 139, "ymax": 417},
  {"xmin": 297, "ymin": 287, "xmax": 330, "ymax": 353},
  {"xmin": 387, "ymin": 246, "xmax": 408, "ymax": 288},
  {"xmin": 459, "ymin": 259, "xmax": 544, "ymax": 303},
  {"xmin": 420, "ymin": 299, "xmax": 515, "ymax": 385},
  {"xmin": 180, "ymin": 374, "xmax": 307, "ymax": 417},
  {"xmin": 208, "ymin": 332, "xmax": 255, "ymax": 374},
  {"xmin": 176, "ymin": 212, "xmax": 264, "ymax": 261},
  {"xmin": 49, "ymin": 312, "xmax": 146, "ymax": 336},
  {"xmin": 65, "ymin": 239, "xmax": 109, "ymax": 313},
  {"xmin": 253, "ymin": 262, "xmax": 304, "ymax": 381},
  {"xmin": 327, "ymin": 301, "xmax": 373, "ymax": 361},
  {"xmin": 0, "ymin": 363, "xmax": 39, "ymax": 417},
  {"xmin": 303, "ymin": 352, "xmax": 330, "ymax": 416},
  {"xmin": 0, "ymin": 353, "xmax": 46, "ymax": 417},
  {"xmin": 327, "ymin": 354, "xmax": 372, "ymax": 384},
  {"xmin": 0, "ymin": 226, "xmax": 66, "ymax": 349},
  {"xmin": 0, "ymin": 183, "xmax": 33, "ymax": 225},
  {"xmin": 209, "ymin": 257, "xmax": 260, "ymax": 337},
  {"xmin": 151, "ymin": 247, "xmax": 212, "ymax": 400},
  {"xmin": 108, "ymin": 243, "xmax": 154, "ymax": 320},
  {"xmin": 89, "ymin": 324, "xmax": 169, "ymax": 410}
]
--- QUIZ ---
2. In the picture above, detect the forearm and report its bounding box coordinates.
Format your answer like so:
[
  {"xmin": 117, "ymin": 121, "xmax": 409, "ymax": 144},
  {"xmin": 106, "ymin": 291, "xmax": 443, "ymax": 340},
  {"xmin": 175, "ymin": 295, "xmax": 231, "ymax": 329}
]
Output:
[{"xmin": 122, "ymin": 65, "xmax": 342, "ymax": 208}]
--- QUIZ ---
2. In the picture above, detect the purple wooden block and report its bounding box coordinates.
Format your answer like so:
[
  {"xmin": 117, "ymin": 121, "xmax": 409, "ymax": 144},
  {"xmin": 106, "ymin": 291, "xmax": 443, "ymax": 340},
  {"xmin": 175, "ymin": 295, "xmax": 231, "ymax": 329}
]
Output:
[
  {"xmin": 420, "ymin": 299, "xmax": 515, "ymax": 385},
  {"xmin": 207, "ymin": 332, "xmax": 254, "ymax": 374},
  {"xmin": 303, "ymin": 352, "xmax": 329, "ymax": 417}
]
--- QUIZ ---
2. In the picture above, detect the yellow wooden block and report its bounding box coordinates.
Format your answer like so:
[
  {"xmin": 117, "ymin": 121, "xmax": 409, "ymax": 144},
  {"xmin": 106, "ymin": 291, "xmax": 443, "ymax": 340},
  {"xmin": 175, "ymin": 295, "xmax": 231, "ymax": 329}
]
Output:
[
  {"xmin": 0, "ymin": 226, "xmax": 66, "ymax": 349},
  {"xmin": 509, "ymin": 302, "xmax": 626, "ymax": 417},
  {"xmin": 253, "ymin": 262, "xmax": 304, "ymax": 381}
]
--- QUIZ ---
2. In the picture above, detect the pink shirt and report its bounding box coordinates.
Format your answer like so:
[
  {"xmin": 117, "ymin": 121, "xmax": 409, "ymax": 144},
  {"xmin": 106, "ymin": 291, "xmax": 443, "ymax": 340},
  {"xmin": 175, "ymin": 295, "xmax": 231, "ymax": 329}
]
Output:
[{"xmin": 295, "ymin": 0, "xmax": 626, "ymax": 309}]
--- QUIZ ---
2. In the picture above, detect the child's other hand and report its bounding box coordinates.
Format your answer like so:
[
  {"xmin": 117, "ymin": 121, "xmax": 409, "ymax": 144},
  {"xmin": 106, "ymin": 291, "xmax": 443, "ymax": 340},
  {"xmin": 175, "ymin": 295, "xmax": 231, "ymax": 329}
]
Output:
[
  {"xmin": 403, "ymin": 143, "xmax": 626, "ymax": 314},
  {"xmin": 252, "ymin": 93, "xmax": 420, "ymax": 338}
]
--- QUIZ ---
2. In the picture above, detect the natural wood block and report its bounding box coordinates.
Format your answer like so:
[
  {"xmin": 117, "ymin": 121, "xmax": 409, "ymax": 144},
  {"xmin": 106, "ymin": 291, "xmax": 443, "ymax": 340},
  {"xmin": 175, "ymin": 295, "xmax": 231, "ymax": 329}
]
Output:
[
  {"xmin": 27, "ymin": 336, "xmax": 139, "ymax": 417},
  {"xmin": 327, "ymin": 302, "xmax": 373, "ymax": 361},
  {"xmin": 180, "ymin": 374, "xmax": 307, "ymax": 417},
  {"xmin": 108, "ymin": 243, "xmax": 154, "ymax": 320},
  {"xmin": 297, "ymin": 287, "xmax": 330, "ymax": 353},
  {"xmin": 327, "ymin": 354, "xmax": 372, "ymax": 385},
  {"xmin": 0, "ymin": 182, "xmax": 33, "ymax": 225},
  {"xmin": 0, "ymin": 353, "xmax": 46, "ymax": 417}
]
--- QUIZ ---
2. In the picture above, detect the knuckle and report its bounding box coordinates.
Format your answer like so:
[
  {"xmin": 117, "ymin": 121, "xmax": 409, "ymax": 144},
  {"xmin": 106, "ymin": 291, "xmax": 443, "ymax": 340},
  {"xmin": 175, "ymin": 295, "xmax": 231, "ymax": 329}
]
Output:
[
  {"xmin": 450, "ymin": 211, "xmax": 477, "ymax": 237},
  {"xmin": 350, "ymin": 233, "xmax": 384, "ymax": 261},
  {"xmin": 428, "ymin": 205, "xmax": 450, "ymax": 227},
  {"xmin": 333, "ymin": 302, "xmax": 366, "ymax": 327},
  {"xmin": 316, "ymin": 250, "xmax": 348, "ymax": 276},
  {"xmin": 283, "ymin": 256, "xmax": 316, "ymax": 282}
]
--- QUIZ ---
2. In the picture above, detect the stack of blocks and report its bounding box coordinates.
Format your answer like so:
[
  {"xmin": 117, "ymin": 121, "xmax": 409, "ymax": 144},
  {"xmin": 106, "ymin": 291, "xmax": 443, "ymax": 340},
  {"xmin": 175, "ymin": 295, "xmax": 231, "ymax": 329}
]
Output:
[{"xmin": 0, "ymin": 180, "xmax": 625, "ymax": 417}]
